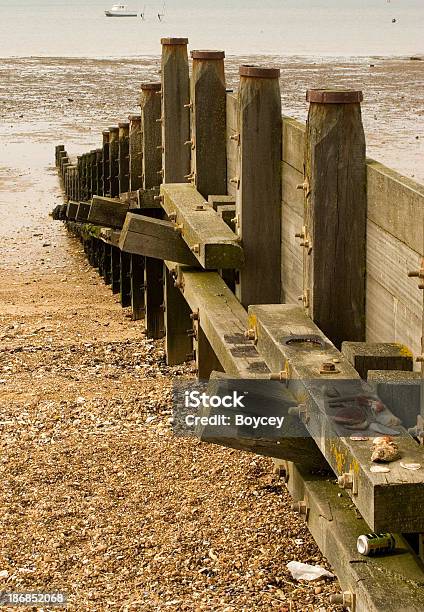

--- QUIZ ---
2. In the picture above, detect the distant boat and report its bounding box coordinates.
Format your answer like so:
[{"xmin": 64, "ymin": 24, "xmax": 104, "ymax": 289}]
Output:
[{"xmin": 105, "ymin": 4, "xmax": 138, "ymax": 17}]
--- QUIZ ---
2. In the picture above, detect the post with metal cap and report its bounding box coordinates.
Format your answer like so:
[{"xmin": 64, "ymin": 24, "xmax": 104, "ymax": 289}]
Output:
[
  {"xmin": 161, "ymin": 38, "xmax": 190, "ymax": 183},
  {"xmin": 140, "ymin": 83, "xmax": 162, "ymax": 189},
  {"xmin": 190, "ymin": 50, "xmax": 227, "ymax": 198},
  {"xmin": 304, "ymin": 88, "xmax": 366, "ymax": 348},
  {"xmin": 140, "ymin": 82, "xmax": 164, "ymax": 338},
  {"xmin": 235, "ymin": 65, "xmax": 282, "ymax": 308},
  {"xmin": 102, "ymin": 130, "xmax": 110, "ymax": 196},
  {"xmin": 129, "ymin": 114, "xmax": 142, "ymax": 192},
  {"xmin": 109, "ymin": 126, "xmax": 120, "ymax": 198}
]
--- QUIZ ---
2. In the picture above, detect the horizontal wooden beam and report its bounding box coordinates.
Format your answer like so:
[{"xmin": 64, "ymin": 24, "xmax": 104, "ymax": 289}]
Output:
[
  {"xmin": 87, "ymin": 195, "xmax": 129, "ymax": 229},
  {"xmin": 75, "ymin": 202, "xmax": 91, "ymax": 222},
  {"xmin": 160, "ymin": 184, "xmax": 244, "ymax": 269},
  {"xmin": 119, "ymin": 213, "xmax": 199, "ymax": 266},
  {"xmin": 249, "ymin": 304, "xmax": 424, "ymax": 533},
  {"xmin": 195, "ymin": 375, "xmax": 327, "ymax": 468},
  {"xmin": 137, "ymin": 187, "xmax": 161, "ymax": 209},
  {"xmin": 207, "ymin": 195, "xmax": 236, "ymax": 211},
  {"xmin": 286, "ymin": 462, "xmax": 424, "ymax": 612}
]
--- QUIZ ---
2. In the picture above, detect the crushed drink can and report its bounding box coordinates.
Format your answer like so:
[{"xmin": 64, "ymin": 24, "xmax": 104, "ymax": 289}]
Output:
[{"xmin": 357, "ymin": 533, "xmax": 396, "ymax": 556}]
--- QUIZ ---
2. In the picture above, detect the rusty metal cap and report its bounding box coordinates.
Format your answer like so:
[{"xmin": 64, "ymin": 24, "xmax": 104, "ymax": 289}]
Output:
[
  {"xmin": 128, "ymin": 114, "xmax": 141, "ymax": 122},
  {"xmin": 306, "ymin": 89, "xmax": 363, "ymax": 104},
  {"xmin": 191, "ymin": 50, "xmax": 225, "ymax": 60},
  {"xmin": 141, "ymin": 82, "xmax": 161, "ymax": 91},
  {"xmin": 161, "ymin": 37, "xmax": 188, "ymax": 45},
  {"xmin": 108, "ymin": 126, "xmax": 119, "ymax": 133},
  {"xmin": 239, "ymin": 65, "xmax": 280, "ymax": 78},
  {"xmin": 118, "ymin": 121, "xmax": 130, "ymax": 129}
]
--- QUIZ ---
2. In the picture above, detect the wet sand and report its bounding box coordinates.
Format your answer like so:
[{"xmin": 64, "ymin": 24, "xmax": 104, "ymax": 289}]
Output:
[{"xmin": 0, "ymin": 55, "xmax": 423, "ymax": 611}]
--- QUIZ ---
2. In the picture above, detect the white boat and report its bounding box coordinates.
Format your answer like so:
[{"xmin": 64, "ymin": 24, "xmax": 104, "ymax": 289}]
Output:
[{"xmin": 105, "ymin": 4, "xmax": 138, "ymax": 17}]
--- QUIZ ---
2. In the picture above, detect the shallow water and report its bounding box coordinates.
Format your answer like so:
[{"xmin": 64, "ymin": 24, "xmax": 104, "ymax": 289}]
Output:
[{"xmin": 0, "ymin": 0, "xmax": 423, "ymax": 57}]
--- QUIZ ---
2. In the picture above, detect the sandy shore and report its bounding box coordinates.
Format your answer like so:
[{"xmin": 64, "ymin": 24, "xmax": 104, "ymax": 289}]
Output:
[{"xmin": 0, "ymin": 54, "xmax": 423, "ymax": 611}]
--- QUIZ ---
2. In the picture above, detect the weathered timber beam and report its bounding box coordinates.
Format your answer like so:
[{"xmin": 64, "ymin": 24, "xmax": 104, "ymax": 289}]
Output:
[
  {"xmin": 195, "ymin": 375, "xmax": 327, "ymax": 468},
  {"xmin": 207, "ymin": 195, "xmax": 235, "ymax": 211},
  {"xmin": 75, "ymin": 202, "xmax": 91, "ymax": 223},
  {"xmin": 286, "ymin": 462, "xmax": 424, "ymax": 612},
  {"xmin": 119, "ymin": 213, "xmax": 199, "ymax": 266},
  {"xmin": 137, "ymin": 188, "xmax": 161, "ymax": 209},
  {"xmin": 342, "ymin": 341, "xmax": 413, "ymax": 380},
  {"xmin": 87, "ymin": 195, "xmax": 129, "ymax": 229},
  {"xmin": 368, "ymin": 370, "xmax": 421, "ymax": 429},
  {"xmin": 249, "ymin": 303, "xmax": 424, "ymax": 533},
  {"xmin": 160, "ymin": 184, "xmax": 244, "ymax": 269},
  {"xmin": 66, "ymin": 201, "xmax": 79, "ymax": 221}
]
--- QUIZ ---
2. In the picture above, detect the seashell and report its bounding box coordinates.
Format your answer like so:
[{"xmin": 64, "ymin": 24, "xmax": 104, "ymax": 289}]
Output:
[
  {"xmin": 400, "ymin": 462, "xmax": 421, "ymax": 471},
  {"xmin": 370, "ymin": 465, "xmax": 390, "ymax": 473},
  {"xmin": 350, "ymin": 436, "xmax": 369, "ymax": 441},
  {"xmin": 371, "ymin": 440, "xmax": 400, "ymax": 463},
  {"xmin": 372, "ymin": 436, "xmax": 393, "ymax": 445}
]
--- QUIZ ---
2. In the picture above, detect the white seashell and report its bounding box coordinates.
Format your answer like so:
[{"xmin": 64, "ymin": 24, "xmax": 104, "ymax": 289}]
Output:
[
  {"xmin": 400, "ymin": 462, "xmax": 421, "ymax": 471},
  {"xmin": 370, "ymin": 465, "xmax": 390, "ymax": 473}
]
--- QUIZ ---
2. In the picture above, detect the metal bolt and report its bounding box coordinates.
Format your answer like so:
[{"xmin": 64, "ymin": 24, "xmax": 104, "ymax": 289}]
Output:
[
  {"xmin": 190, "ymin": 309, "xmax": 199, "ymax": 321},
  {"xmin": 184, "ymin": 102, "xmax": 193, "ymax": 109},
  {"xmin": 174, "ymin": 224, "xmax": 184, "ymax": 234},
  {"xmin": 154, "ymin": 195, "xmax": 163, "ymax": 202},
  {"xmin": 291, "ymin": 500, "xmax": 308, "ymax": 516},
  {"xmin": 155, "ymin": 117, "xmax": 163, "ymax": 123},
  {"xmin": 330, "ymin": 592, "xmax": 356, "ymax": 608},
  {"xmin": 157, "ymin": 169, "xmax": 164, "ymax": 176},
  {"xmin": 168, "ymin": 213, "xmax": 177, "ymax": 222},
  {"xmin": 191, "ymin": 244, "xmax": 200, "ymax": 254},
  {"xmin": 244, "ymin": 328, "xmax": 256, "ymax": 341},
  {"xmin": 321, "ymin": 362, "xmax": 336, "ymax": 373},
  {"xmin": 407, "ymin": 270, "xmax": 424, "ymax": 278},
  {"xmin": 416, "ymin": 355, "xmax": 424, "ymax": 363},
  {"xmin": 195, "ymin": 204, "xmax": 205, "ymax": 211},
  {"xmin": 295, "ymin": 232, "xmax": 305, "ymax": 239},
  {"xmin": 299, "ymin": 240, "xmax": 310, "ymax": 248},
  {"xmin": 338, "ymin": 472, "xmax": 354, "ymax": 490},
  {"xmin": 156, "ymin": 145, "xmax": 164, "ymax": 151}
]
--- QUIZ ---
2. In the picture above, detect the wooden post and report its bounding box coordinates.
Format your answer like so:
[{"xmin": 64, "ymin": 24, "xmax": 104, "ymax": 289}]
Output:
[
  {"xmin": 130, "ymin": 254, "xmax": 145, "ymax": 321},
  {"xmin": 95, "ymin": 148, "xmax": 103, "ymax": 196},
  {"xmin": 76, "ymin": 156, "xmax": 82, "ymax": 201},
  {"xmin": 102, "ymin": 130, "xmax": 110, "ymax": 197},
  {"xmin": 120, "ymin": 251, "xmax": 131, "ymax": 307},
  {"xmin": 304, "ymin": 89, "xmax": 366, "ymax": 348},
  {"xmin": 88, "ymin": 150, "xmax": 96, "ymax": 200},
  {"xmin": 55, "ymin": 144, "xmax": 65, "ymax": 167},
  {"xmin": 129, "ymin": 114, "xmax": 142, "ymax": 192},
  {"xmin": 118, "ymin": 121, "xmax": 130, "ymax": 195},
  {"xmin": 144, "ymin": 258, "xmax": 164, "ymax": 339},
  {"xmin": 103, "ymin": 244, "xmax": 112, "ymax": 285},
  {"xmin": 80, "ymin": 154, "xmax": 87, "ymax": 201},
  {"xmin": 111, "ymin": 246, "xmax": 120, "ymax": 294},
  {"xmin": 235, "ymin": 65, "xmax": 282, "ymax": 308},
  {"xmin": 195, "ymin": 326, "xmax": 224, "ymax": 379},
  {"xmin": 140, "ymin": 82, "xmax": 162, "ymax": 189},
  {"xmin": 140, "ymin": 82, "xmax": 164, "ymax": 337},
  {"xmin": 161, "ymin": 38, "xmax": 190, "ymax": 183},
  {"xmin": 190, "ymin": 50, "xmax": 227, "ymax": 198},
  {"xmin": 164, "ymin": 268, "xmax": 193, "ymax": 365},
  {"xmin": 109, "ymin": 126, "xmax": 120, "ymax": 198}
]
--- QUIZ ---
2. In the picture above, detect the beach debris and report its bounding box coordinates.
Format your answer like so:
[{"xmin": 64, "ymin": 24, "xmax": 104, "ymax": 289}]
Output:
[
  {"xmin": 370, "ymin": 465, "xmax": 390, "ymax": 473},
  {"xmin": 0, "ymin": 570, "xmax": 9, "ymax": 579},
  {"xmin": 286, "ymin": 561, "xmax": 335, "ymax": 581},
  {"xmin": 350, "ymin": 436, "xmax": 369, "ymax": 441},
  {"xmin": 357, "ymin": 533, "xmax": 395, "ymax": 556},
  {"xmin": 400, "ymin": 462, "xmax": 421, "ymax": 471},
  {"xmin": 371, "ymin": 436, "xmax": 400, "ymax": 463}
]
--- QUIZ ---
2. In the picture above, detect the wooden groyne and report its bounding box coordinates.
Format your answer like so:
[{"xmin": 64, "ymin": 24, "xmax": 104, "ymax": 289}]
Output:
[{"xmin": 54, "ymin": 37, "xmax": 424, "ymax": 611}]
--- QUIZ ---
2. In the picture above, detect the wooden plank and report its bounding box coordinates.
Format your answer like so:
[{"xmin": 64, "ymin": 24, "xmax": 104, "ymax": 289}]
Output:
[
  {"xmin": 249, "ymin": 303, "xmax": 424, "ymax": 533},
  {"xmin": 66, "ymin": 201, "xmax": 78, "ymax": 221},
  {"xmin": 281, "ymin": 161, "xmax": 304, "ymax": 216},
  {"xmin": 282, "ymin": 116, "xmax": 305, "ymax": 172},
  {"xmin": 286, "ymin": 462, "xmax": 424, "ymax": 612},
  {"xmin": 342, "ymin": 342, "xmax": 413, "ymax": 379},
  {"xmin": 111, "ymin": 246, "xmax": 120, "ymax": 294},
  {"xmin": 226, "ymin": 93, "xmax": 238, "ymax": 131},
  {"xmin": 137, "ymin": 188, "xmax": 161, "ymax": 209},
  {"xmin": 281, "ymin": 204, "xmax": 303, "ymax": 304},
  {"xmin": 366, "ymin": 274, "xmax": 422, "ymax": 358},
  {"xmin": 160, "ymin": 183, "xmax": 244, "ymax": 269},
  {"xmin": 367, "ymin": 220, "xmax": 422, "ymax": 316},
  {"xmin": 119, "ymin": 212, "xmax": 200, "ymax": 266},
  {"xmin": 75, "ymin": 202, "xmax": 91, "ymax": 223},
  {"xmin": 164, "ymin": 267, "xmax": 193, "ymax": 365},
  {"xmin": 235, "ymin": 66, "xmax": 282, "ymax": 308},
  {"xmin": 191, "ymin": 50, "xmax": 227, "ymax": 198},
  {"xmin": 169, "ymin": 266, "xmax": 269, "ymax": 378},
  {"xmin": 161, "ymin": 39, "xmax": 190, "ymax": 183},
  {"xmin": 207, "ymin": 195, "xmax": 235, "ymax": 211},
  {"xmin": 304, "ymin": 90, "xmax": 366, "ymax": 347},
  {"xmin": 102, "ymin": 130, "xmax": 110, "ymax": 197},
  {"xmin": 367, "ymin": 159, "xmax": 424, "ymax": 254},
  {"xmin": 368, "ymin": 370, "xmax": 421, "ymax": 429},
  {"xmin": 144, "ymin": 257, "xmax": 164, "ymax": 339},
  {"xmin": 88, "ymin": 195, "xmax": 129, "ymax": 229},
  {"xmin": 195, "ymin": 376, "xmax": 326, "ymax": 467}
]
